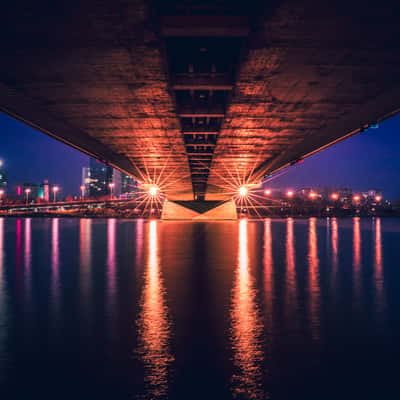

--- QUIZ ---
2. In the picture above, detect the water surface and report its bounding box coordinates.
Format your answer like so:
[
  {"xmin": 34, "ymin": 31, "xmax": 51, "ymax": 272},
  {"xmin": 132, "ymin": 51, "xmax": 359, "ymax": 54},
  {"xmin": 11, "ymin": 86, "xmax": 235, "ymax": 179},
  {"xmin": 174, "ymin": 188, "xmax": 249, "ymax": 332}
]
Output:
[{"xmin": 0, "ymin": 217, "xmax": 399, "ymax": 399}]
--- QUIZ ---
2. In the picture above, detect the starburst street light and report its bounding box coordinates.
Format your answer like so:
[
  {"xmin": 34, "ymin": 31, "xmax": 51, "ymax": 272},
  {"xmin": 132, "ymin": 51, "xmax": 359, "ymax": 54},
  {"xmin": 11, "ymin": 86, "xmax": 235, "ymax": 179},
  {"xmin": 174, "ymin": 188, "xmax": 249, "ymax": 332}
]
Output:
[
  {"xmin": 238, "ymin": 185, "xmax": 248, "ymax": 197},
  {"xmin": 148, "ymin": 184, "xmax": 159, "ymax": 197},
  {"xmin": 264, "ymin": 189, "xmax": 271, "ymax": 196}
]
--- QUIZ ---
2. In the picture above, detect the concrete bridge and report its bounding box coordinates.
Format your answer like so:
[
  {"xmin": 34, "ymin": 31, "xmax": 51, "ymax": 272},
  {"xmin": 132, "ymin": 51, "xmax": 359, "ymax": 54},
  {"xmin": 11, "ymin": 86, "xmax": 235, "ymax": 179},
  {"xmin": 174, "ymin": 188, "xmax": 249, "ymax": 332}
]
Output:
[{"xmin": 2, "ymin": 0, "xmax": 400, "ymax": 204}]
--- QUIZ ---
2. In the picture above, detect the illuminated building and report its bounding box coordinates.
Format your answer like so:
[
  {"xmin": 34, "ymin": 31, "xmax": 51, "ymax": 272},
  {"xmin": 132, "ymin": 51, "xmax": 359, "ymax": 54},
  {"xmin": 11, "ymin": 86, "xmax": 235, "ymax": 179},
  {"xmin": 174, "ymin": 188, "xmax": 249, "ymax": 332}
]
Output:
[
  {"xmin": 87, "ymin": 158, "xmax": 113, "ymax": 198},
  {"xmin": 121, "ymin": 173, "xmax": 137, "ymax": 195},
  {"xmin": 41, "ymin": 180, "xmax": 50, "ymax": 202}
]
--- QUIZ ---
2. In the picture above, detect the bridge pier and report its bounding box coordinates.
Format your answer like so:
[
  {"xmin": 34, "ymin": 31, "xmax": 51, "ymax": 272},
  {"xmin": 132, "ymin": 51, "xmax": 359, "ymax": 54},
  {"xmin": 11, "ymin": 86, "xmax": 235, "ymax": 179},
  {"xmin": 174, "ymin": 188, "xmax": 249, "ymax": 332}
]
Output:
[{"xmin": 162, "ymin": 199, "xmax": 237, "ymax": 220}]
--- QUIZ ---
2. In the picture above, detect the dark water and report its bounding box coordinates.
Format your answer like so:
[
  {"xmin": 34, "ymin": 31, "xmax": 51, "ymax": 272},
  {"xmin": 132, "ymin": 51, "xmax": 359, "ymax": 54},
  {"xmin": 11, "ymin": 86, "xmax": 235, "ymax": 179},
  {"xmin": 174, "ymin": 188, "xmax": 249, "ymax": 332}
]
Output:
[{"xmin": 0, "ymin": 217, "xmax": 399, "ymax": 399}]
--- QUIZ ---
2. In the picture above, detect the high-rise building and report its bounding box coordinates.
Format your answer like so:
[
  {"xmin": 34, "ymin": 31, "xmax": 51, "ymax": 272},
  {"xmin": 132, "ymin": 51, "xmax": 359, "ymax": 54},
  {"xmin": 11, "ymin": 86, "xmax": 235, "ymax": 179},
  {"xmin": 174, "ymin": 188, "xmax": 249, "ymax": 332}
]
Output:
[
  {"xmin": 40, "ymin": 180, "xmax": 50, "ymax": 202},
  {"xmin": 86, "ymin": 158, "xmax": 113, "ymax": 198},
  {"xmin": 121, "ymin": 173, "xmax": 137, "ymax": 195},
  {"xmin": 0, "ymin": 159, "xmax": 7, "ymax": 192}
]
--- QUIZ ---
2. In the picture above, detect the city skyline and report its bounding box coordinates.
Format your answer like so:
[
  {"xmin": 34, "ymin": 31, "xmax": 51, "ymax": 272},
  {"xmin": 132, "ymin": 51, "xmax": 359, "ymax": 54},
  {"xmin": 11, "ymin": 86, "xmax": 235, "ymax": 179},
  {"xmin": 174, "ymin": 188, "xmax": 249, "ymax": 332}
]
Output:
[{"xmin": 1, "ymin": 111, "xmax": 400, "ymax": 199}]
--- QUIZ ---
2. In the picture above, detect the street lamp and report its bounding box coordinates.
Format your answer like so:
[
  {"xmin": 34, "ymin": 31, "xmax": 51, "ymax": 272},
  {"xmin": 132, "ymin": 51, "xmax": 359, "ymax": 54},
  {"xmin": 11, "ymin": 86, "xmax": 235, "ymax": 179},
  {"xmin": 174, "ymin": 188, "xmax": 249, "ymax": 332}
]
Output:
[
  {"xmin": 331, "ymin": 193, "xmax": 339, "ymax": 201},
  {"xmin": 109, "ymin": 182, "xmax": 115, "ymax": 199},
  {"xmin": 375, "ymin": 195, "xmax": 382, "ymax": 202},
  {"xmin": 25, "ymin": 188, "xmax": 31, "ymax": 204},
  {"xmin": 0, "ymin": 189, "xmax": 4, "ymax": 202},
  {"xmin": 264, "ymin": 189, "xmax": 271, "ymax": 196},
  {"xmin": 286, "ymin": 190, "xmax": 294, "ymax": 198},
  {"xmin": 309, "ymin": 192, "xmax": 317, "ymax": 200},
  {"xmin": 238, "ymin": 185, "xmax": 248, "ymax": 197},
  {"xmin": 148, "ymin": 184, "xmax": 159, "ymax": 197},
  {"xmin": 80, "ymin": 185, "xmax": 85, "ymax": 200},
  {"xmin": 53, "ymin": 186, "xmax": 59, "ymax": 202}
]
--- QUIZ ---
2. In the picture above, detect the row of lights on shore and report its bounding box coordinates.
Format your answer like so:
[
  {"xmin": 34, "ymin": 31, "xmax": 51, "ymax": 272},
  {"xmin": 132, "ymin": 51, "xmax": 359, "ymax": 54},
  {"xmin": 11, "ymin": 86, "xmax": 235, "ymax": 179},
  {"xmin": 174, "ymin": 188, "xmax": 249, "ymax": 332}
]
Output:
[
  {"xmin": 0, "ymin": 186, "xmax": 60, "ymax": 202},
  {"xmin": 86, "ymin": 182, "xmax": 382, "ymax": 204},
  {"xmin": 238, "ymin": 185, "xmax": 382, "ymax": 202},
  {"xmin": 79, "ymin": 183, "xmax": 159, "ymax": 198}
]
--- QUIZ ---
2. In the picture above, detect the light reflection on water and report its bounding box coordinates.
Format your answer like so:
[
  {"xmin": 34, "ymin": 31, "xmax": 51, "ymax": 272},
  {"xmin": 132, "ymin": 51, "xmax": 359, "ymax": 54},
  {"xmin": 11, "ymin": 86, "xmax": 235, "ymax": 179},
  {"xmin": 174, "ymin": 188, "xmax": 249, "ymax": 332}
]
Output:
[
  {"xmin": 308, "ymin": 217, "xmax": 320, "ymax": 342},
  {"xmin": 230, "ymin": 219, "xmax": 264, "ymax": 399},
  {"xmin": 0, "ymin": 218, "xmax": 6, "ymax": 384},
  {"xmin": 136, "ymin": 220, "xmax": 173, "ymax": 399},
  {"xmin": 374, "ymin": 218, "xmax": 384, "ymax": 318},
  {"xmin": 0, "ymin": 217, "xmax": 398, "ymax": 399}
]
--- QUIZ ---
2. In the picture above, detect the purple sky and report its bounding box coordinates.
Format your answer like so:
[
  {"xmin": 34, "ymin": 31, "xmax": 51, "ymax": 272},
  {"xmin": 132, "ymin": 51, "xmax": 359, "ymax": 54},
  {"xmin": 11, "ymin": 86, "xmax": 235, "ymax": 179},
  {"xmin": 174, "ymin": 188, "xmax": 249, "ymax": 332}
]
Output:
[{"xmin": 1, "ymin": 112, "xmax": 400, "ymax": 199}]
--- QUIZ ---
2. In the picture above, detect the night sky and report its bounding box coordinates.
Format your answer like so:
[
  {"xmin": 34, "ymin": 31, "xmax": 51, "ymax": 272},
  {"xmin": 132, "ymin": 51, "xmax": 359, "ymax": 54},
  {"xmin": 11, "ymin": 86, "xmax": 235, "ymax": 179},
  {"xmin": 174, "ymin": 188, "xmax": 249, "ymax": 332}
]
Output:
[{"xmin": 1, "ymin": 111, "xmax": 400, "ymax": 199}]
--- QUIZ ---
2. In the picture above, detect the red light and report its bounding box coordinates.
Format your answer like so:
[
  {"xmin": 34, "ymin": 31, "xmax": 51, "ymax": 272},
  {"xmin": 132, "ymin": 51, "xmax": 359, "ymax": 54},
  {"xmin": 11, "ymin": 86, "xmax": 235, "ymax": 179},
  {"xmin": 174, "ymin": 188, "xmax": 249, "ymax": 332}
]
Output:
[
  {"xmin": 375, "ymin": 195, "xmax": 382, "ymax": 202},
  {"xmin": 53, "ymin": 186, "xmax": 59, "ymax": 192},
  {"xmin": 353, "ymin": 195, "xmax": 360, "ymax": 202},
  {"xmin": 331, "ymin": 193, "xmax": 339, "ymax": 200},
  {"xmin": 264, "ymin": 189, "xmax": 271, "ymax": 196},
  {"xmin": 287, "ymin": 190, "xmax": 294, "ymax": 198},
  {"xmin": 309, "ymin": 192, "xmax": 317, "ymax": 199}
]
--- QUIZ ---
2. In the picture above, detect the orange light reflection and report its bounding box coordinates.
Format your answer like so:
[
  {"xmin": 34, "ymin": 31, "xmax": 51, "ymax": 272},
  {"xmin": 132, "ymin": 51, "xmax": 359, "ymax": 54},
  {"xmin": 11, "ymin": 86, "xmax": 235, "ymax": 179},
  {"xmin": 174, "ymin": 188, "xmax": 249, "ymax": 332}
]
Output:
[
  {"xmin": 331, "ymin": 218, "xmax": 338, "ymax": 296},
  {"xmin": 353, "ymin": 217, "xmax": 361, "ymax": 306},
  {"xmin": 308, "ymin": 218, "xmax": 320, "ymax": 342},
  {"xmin": 137, "ymin": 220, "xmax": 173, "ymax": 399},
  {"xmin": 24, "ymin": 218, "xmax": 32, "ymax": 304},
  {"xmin": 51, "ymin": 218, "xmax": 60, "ymax": 308},
  {"xmin": 264, "ymin": 218, "xmax": 274, "ymax": 340},
  {"xmin": 230, "ymin": 219, "xmax": 264, "ymax": 399},
  {"xmin": 285, "ymin": 218, "xmax": 297, "ymax": 323},
  {"xmin": 79, "ymin": 219, "xmax": 92, "ymax": 321},
  {"xmin": 374, "ymin": 218, "xmax": 384, "ymax": 318}
]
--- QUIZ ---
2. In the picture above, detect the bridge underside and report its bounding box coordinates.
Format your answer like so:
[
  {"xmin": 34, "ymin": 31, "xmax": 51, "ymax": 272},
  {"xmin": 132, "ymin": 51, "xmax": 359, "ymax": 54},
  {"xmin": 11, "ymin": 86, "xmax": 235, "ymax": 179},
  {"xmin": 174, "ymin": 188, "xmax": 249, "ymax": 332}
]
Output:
[{"xmin": 1, "ymin": 0, "xmax": 400, "ymax": 200}]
